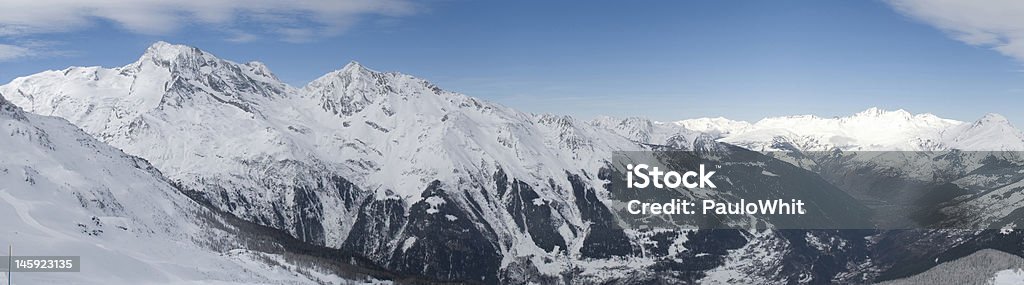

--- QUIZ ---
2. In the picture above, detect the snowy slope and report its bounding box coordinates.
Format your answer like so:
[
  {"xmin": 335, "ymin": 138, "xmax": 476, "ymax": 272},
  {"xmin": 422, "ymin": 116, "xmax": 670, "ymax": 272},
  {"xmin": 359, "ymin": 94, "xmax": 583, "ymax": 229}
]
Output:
[
  {"xmin": 2, "ymin": 42, "xmax": 365, "ymax": 249},
  {"xmin": 877, "ymin": 249, "xmax": 1024, "ymax": 285},
  {"xmin": 0, "ymin": 94, "xmax": 366, "ymax": 284},
  {"xmin": 941, "ymin": 113, "xmax": 1024, "ymax": 151}
]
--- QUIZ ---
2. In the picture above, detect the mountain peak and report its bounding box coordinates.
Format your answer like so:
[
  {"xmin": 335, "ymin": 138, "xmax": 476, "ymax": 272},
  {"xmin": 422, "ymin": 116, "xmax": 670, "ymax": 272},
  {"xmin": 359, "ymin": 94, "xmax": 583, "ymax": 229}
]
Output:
[
  {"xmin": 853, "ymin": 107, "xmax": 911, "ymax": 118},
  {"xmin": 148, "ymin": 40, "xmax": 175, "ymax": 50},
  {"xmin": 966, "ymin": 113, "xmax": 1016, "ymax": 131},
  {"xmin": 855, "ymin": 107, "xmax": 885, "ymax": 117},
  {"xmin": 304, "ymin": 60, "xmax": 401, "ymax": 117},
  {"xmin": 141, "ymin": 41, "xmax": 203, "ymax": 62},
  {"xmin": 133, "ymin": 41, "xmax": 284, "ymax": 86},
  {"xmin": 977, "ymin": 113, "xmax": 1010, "ymax": 125},
  {"xmin": 674, "ymin": 117, "xmax": 752, "ymax": 136},
  {"xmin": 310, "ymin": 60, "xmax": 376, "ymax": 83},
  {"xmin": 943, "ymin": 113, "xmax": 1024, "ymax": 150},
  {"xmin": 336, "ymin": 60, "xmax": 377, "ymax": 77},
  {"xmin": 693, "ymin": 133, "xmax": 727, "ymax": 155},
  {"xmin": 343, "ymin": 60, "xmax": 365, "ymax": 70},
  {"xmin": 244, "ymin": 61, "xmax": 278, "ymax": 80}
]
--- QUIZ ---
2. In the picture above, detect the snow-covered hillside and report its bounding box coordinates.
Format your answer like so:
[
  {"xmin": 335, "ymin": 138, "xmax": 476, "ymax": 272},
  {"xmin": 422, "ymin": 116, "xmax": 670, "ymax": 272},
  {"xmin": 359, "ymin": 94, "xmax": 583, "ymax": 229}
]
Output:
[
  {"xmin": 877, "ymin": 249, "xmax": 1024, "ymax": 285},
  {"xmin": 0, "ymin": 94, "xmax": 369, "ymax": 284}
]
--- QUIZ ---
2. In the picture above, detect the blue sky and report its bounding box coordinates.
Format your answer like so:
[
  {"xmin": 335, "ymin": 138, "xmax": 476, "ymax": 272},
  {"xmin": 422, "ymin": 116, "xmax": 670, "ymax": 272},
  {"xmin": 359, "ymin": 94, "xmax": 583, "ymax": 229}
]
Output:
[{"xmin": 2, "ymin": 0, "xmax": 1024, "ymax": 125}]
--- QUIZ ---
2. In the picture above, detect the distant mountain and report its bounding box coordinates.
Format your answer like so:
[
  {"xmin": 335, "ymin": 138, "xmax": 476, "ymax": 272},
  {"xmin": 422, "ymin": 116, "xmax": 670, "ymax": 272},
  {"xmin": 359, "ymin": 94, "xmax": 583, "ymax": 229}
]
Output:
[
  {"xmin": 597, "ymin": 107, "xmax": 1024, "ymax": 153},
  {"xmin": 689, "ymin": 108, "xmax": 1022, "ymax": 152},
  {"xmin": 672, "ymin": 117, "xmax": 752, "ymax": 137},
  {"xmin": 942, "ymin": 113, "xmax": 1024, "ymax": 151}
]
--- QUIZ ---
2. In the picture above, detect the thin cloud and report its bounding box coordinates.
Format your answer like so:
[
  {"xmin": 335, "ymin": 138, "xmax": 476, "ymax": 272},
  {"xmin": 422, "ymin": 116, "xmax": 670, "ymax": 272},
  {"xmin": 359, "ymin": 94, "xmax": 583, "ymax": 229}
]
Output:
[
  {"xmin": 226, "ymin": 31, "xmax": 259, "ymax": 43},
  {"xmin": 886, "ymin": 0, "xmax": 1024, "ymax": 62},
  {"xmin": 0, "ymin": 40, "xmax": 72, "ymax": 61},
  {"xmin": 276, "ymin": 28, "xmax": 319, "ymax": 43},
  {"xmin": 0, "ymin": 0, "xmax": 417, "ymax": 40},
  {"xmin": 0, "ymin": 44, "xmax": 32, "ymax": 61}
]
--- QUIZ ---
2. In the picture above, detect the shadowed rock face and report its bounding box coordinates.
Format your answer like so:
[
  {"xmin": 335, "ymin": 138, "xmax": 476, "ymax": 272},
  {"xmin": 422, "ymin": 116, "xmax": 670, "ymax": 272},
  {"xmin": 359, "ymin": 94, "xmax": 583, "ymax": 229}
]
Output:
[
  {"xmin": 340, "ymin": 180, "xmax": 507, "ymax": 283},
  {"xmin": 504, "ymin": 178, "xmax": 567, "ymax": 253},
  {"xmin": 0, "ymin": 93, "xmax": 28, "ymax": 121},
  {"xmin": 393, "ymin": 181, "xmax": 502, "ymax": 283},
  {"xmin": 573, "ymin": 172, "xmax": 635, "ymax": 259}
]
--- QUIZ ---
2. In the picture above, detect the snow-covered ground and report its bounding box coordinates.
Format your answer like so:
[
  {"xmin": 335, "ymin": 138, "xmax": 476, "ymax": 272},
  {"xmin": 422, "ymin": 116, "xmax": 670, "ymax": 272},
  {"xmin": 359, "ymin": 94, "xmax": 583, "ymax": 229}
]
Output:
[
  {"xmin": 991, "ymin": 268, "xmax": 1024, "ymax": 285},
  {"xmin": 0, "ymin": 94, "xmax": 370, "ymax": 284},
  {"xmin": 877, "ymin": 249, "xmax": 1024, "ymax": 285}
]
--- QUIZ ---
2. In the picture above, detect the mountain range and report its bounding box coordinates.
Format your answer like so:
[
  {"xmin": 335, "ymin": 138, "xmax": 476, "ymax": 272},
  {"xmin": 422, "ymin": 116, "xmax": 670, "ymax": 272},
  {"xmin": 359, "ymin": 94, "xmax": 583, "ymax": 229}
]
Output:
[{"xmin": 2, "ymin": 41, "xmax": 1024, "ymax": 284}]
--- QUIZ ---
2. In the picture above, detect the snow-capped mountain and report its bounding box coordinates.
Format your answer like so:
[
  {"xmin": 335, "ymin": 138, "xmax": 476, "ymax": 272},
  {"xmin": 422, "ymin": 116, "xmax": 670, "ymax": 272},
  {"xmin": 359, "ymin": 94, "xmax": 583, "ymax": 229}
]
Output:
[
  {"xmin": 0, "ymin": 41, "xmax": 874, "ymax": 283},
  {"xmin": 590, "ymin": 116, "xmax": 706, "ymax": 150},
  {"xmin": 941, "ymin": 113, "xmax": 1024, "ymax": 151},
  {"xmin": 6, "ymin": 41, "xmax": 1024, "ymax": 284},
  {"xmin": 701, "ymin": 108, "xmax": 1023, "ymax": 152},
  {"xmin": 0, "ymin": 93, "xmax": 373, "ymax": 284},
  {"xmin": 2, "ymin": 42, "xmax": 365, "ymax": 250},
  {"xmin": 595, "ymin": 107, "xmax": 1024, "ymax": 153},
  {"xmin": 672, "ymin": 117, "xmax": 753, "ymax": 137},
  {"xmin": 2, "ymin": 41, "xmax": 659, "ymax": 283}
]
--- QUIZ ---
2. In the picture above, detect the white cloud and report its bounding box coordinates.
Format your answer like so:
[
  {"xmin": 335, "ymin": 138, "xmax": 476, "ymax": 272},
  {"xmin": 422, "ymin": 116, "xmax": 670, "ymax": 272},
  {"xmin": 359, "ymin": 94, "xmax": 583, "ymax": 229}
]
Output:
[
  {"xmin": 225, "ymin": 31, "xmax": 259, "ymax": 43},
  {"xmin": 0, "ymin": 0, "xmax": 416, "ymax": 40},
  {"xmin": 886, "ymin": 0, "xmax": 1024, "ymax": 62},
  {"xmin": 0, "ymin": 44, "xmax": 32, "ymax": 61}
]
